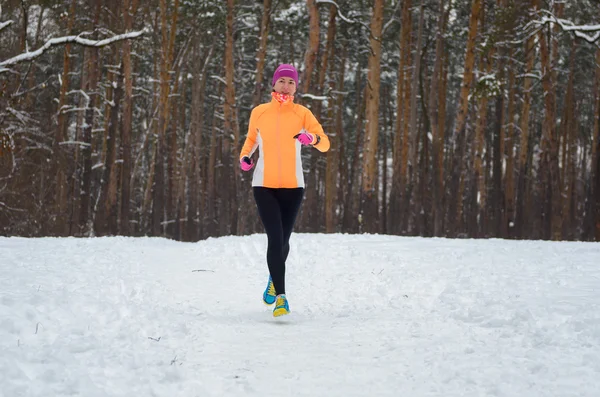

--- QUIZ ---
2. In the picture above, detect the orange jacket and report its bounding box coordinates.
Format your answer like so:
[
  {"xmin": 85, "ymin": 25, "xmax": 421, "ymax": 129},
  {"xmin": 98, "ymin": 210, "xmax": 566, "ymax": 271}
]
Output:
[{"xmin": 240, "ymin": 97, "xmax": 330, "ymax": 188}]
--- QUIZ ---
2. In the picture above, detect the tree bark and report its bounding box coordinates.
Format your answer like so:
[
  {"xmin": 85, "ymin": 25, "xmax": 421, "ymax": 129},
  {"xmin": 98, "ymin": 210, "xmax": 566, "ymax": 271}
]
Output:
[
  {"xmin": 325, "ymin": 6, "xmax": 340, "ymax": 233},
  {"xmin": 296, "ymin": 0, "xmax": 320, "ymax": 231},
  {"xmin": 516, "ymin": 0, "xmax": 537, "ymax": 238},
  {"xmin": 300, "ymin": 0, "xmax": 320, "ymax": 96},
  {"xmin": 471, "ymin": 46, "xmax": 494, "ymax": 237},
  {"xmin": 53, "ymin": 0, "xmax": 77, "ymax": 236},
  {"xmin": 449, "ymin": 0, "xmax": 481, "ymax": 236},
  {"xmin": 206, "ymin": 105, "xmax": 219, "ymax": 236},
  {"xmin": 186, "ymin": 42, "xmax": 212, "ymax": 241},
  {"xmin": 593, "ymin": 48, "xmax": 600, "ymax": 241},
  {"xmin": 224, "ymin": 0, "xmax": 240, "ymax": 234},
  {"xmin": 343, "ymin": 67, "xmax": 365, "ymax": 232},
  {"xmin": 20, "ymin": 2, "xmax": 29, "ymax": 53},
  {"xmin": 253, "ymin": 0, "xmax": 272, "ymax": 107},
  {"xmin": 398, "ymin": 0, "xmax": 413, "ymax": 233},
  {"xmin": 167, "ymin": 0, "xmax": 182, "ymax": 238},
  {"xmin": 152, "ymin": 0, "xmax": 179, "ymax": 236},
  {"xmin": 428, "ymin": 0, "xmax": 447, "ymax": 236},
  {"xmin": 561, "ymin": 41, "xmax": 577, "ymax": 239},
  {"xmin": 78, "ymin": 0, "xmax": 101, "ymax": 237},
  {"xmin": 538, "ymin": 1, "xmax": 563, "ymax": 240},
  {"xmin": 119, "ymin": 0, "xmax": 139, "ymax": 235},
  {"xmin": 406, "ymin": 0, "xmax": 425, "ymax": 232},
  {"xmin": 95, "ymin": 55, "xmax": 122, "ymax": 236},
  {"xmin": 388, "ymin": 0, "xmax": 412, "ymax": 234},
  {"xmin": 504, "ymin": 50, "xmax": 517, "ymax": 238},
  {"xmin": 360, "ymin": 0, "xmax": 384, "ymax": 233},
  {"xmin": 334, "ymin": 45, "xmax": 348, "ymax": 231}
]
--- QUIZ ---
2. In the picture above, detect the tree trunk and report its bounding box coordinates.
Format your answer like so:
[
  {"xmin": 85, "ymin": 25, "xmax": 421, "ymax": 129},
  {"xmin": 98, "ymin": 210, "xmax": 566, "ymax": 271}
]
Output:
[
  {"xmin": 471, "ymin": 46, "xmax": 494, "ymax": 237},
  {"xmin": 491, "ymin": 91, "xmax": 504, "ymax": 237},
  {"xmin": 186, "ymin": 42, "xmax": 212, "ymax": 241},
  {"xmin": 381, "ymin": 84, "xmax": 393, "ymax": 234},
  {"xmin": 561, "ymin": 41, "xmax": 577, "ymax": 239},
  {"xmin": 325, "ymin": 6, "xmax": 340, "ymax": 233},
  {"xmin": 253, "ymin": 0, "xmax": 272, "ymax": 107},
  {"xmin": 19, "ymin": 2, "xmax": 28, "ymax": 52},
  {"xmin": 142, "ymin": 41, "xmax": 160, "ymax": 233},
  {"xmin": 224, "ymin": 0, "xmax": 240, "ymax": 234},
  {"xmin": 449, "ymin": 0, "xmax": 481, "ymax": 236},
  {"xmin": 175, "ymin": 69, "xmax": 188, "ymax": 241},
  {"xmin": 516, "ymin": 0, "xmax": 537, "ymax": 238},
  {"xmin": 428, "ymin": 0, "xmax": 446, "ymax": 236},
  {"xmin": 504, "ymin": 50, "xmax": 517, "ymax": 238},
  {"xmin": 167, "ymin": 0, "xmax": 181, "ymax": 237},
  {"xmin": 308, "ymin": 4, "xmax": 336, "ymax": 232},
  {"xmin": 77, "ymin": 0, "xmax": 102, "ymax": 237},
  {"xmin": 297, "ymin": 0, "xmax": 320, "ymax": 231},
  {"xmin": 406, "ymin": 0, "xmax": 425, "ymax": 232},
  {"xmin": 152, "ymin": 0, "xmax": 179, "ymax": 236},
  {"xmin": 343, "ymin": 67, "xmax": 365, "ymax": 232},
  {"xmin": 360, "ymin": 0, "xmax": 384, "ymax": 233},
  {"xmin": 120, "ymin": 0, "xmax": 138, "ymax": 235},
  {"xmin": 399, "ymin": 0, "xmax": 413, "ymax": 234},
  {"xmin": 334, "ymin": 45, "xmax": 348, "ymax": 231},
  {"xmin": 78, "ymin": 47, "xmax": 99, "ymax": 236},
  {"xmin": 95, "ymin": 55, "xmax": 123, "ymax": 236},
  {"xmin": 300, "ymin": 0, "xmax": 319, "ymax": 96},
  {"xmin": 538, "ymin": 1, "xmax": 563, "ymax": 240},
  {"xmin": 418, "ymin": 66, "xmax": 431, "ymax": 236},
  {"xmin": 53, "ymin": 0, "xmax": 77, "ymax": 236},
  {"xmin": 593, "ymin": 48, "xmax": 600, "ymax": 241},
  {"xmin": 22, "ymin": 6, "xmax": 46, "ymax": 110},
  {"xmin": 168, "ymin": 65, "xmax": 182, "ymax": 238},
  {"xmin": 106, "ymin": 65, "xmax": 123, "ymax": 235},
  {"xmin": 206, "ymin": 106, "xmax": 218, "ymax": 236},
  {"xmin": 389, "ymin": 0, "xmax": 412, "ymax": 234}
]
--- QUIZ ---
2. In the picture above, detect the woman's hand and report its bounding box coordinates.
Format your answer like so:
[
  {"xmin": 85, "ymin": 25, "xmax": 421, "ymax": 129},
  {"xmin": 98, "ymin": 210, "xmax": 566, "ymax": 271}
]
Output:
[
  {"xmin": 240, "ymin": 156, "xmax": 254, "ymax": 171},
  {"xmin": 294, "ymin": 131, "xmax": 317, "ymax": 146}
]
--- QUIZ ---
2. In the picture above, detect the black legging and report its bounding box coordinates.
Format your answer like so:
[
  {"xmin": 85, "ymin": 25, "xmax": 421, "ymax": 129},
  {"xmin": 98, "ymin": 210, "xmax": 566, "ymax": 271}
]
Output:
[{"xmin": 253, "ymin": 187, "xmax": 304, "ymax": 296}]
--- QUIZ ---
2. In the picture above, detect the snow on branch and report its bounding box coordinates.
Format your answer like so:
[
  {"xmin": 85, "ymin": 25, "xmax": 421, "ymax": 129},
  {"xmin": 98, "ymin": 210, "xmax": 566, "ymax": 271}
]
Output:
[
  {"xmin": 6, "ymin": 107, "xmax": 37, "ymax": 125},
  {"xmin": 534, "ymin": 12, "xmax": 600, "ymax": 44},
  {"xmin": 0, "ymin": 20, "xmax": 13, "ymax": 32},
  {"xmin": 300, "ymin": 93, "xmax": 328, "ymax": 101},
  {"xmin": 0, "ymin": 29, "xmax": 146, "ymax": 72},
  {"xmin": 315, "ymin": 0, "xmax": 356, "ymax": 24}
]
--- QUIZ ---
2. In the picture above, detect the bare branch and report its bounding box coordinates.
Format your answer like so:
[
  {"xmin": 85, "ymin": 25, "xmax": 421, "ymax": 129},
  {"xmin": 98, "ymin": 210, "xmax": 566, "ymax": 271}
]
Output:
[
  {"xmin": 0, "ymin": 201, "xmax": 27, "ymax": 212},
  {"xmin": 0, "ymin": 20, "xmax": 13, "ymax": 32},
  {"xmin": 6, "ymin": 107, "xmax": 37, "ymax": 125},
  {"xmin": 12, "ymin": 76, "xmax": 55, "ymax": 98},
  {"xmin": 534, "ymin": 12, "xmax": 600, "ymax": 44},
  {"xmin": 0, "ymin": 29, "xmax": 146, "ymax": 71},
  {"xmin": 315, "ymin": 0, "xmax": 356, "ymax": 24}
]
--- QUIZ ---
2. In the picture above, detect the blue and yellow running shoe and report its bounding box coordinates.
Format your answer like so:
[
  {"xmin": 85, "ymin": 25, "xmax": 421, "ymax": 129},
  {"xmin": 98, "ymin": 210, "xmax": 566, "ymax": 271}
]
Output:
[
  {"xmin": 273, "ymin": 294, "xmax": 290, "ymax": 317},
  {"xmin": 262, "ymin": 276, "xmax": 276, "ymax": 305}
]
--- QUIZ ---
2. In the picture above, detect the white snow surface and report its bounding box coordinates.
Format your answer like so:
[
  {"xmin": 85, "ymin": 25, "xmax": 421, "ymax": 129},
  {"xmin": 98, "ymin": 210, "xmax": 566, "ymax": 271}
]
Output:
[{"xmin": 1, "ymin": 234, "xmax": 599, "ymax": 397}]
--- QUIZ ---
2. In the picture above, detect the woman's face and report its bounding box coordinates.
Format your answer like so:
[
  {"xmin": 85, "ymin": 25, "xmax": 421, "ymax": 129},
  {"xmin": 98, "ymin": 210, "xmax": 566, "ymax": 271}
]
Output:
[{"xmin": 273, "ymin": 77, "xmax": 297, "ymax": 95}]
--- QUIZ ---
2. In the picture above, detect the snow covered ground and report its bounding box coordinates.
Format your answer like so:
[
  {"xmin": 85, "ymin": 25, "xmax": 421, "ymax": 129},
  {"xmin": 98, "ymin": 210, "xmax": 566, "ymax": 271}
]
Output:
[{"xmin": 1, "ymin": 234, "xmax": 599, "ymax": 397}]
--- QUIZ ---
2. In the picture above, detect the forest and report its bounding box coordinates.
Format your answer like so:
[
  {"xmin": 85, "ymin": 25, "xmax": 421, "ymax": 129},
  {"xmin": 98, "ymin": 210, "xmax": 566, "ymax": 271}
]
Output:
[{"xmin": 0, "ymin": 0, "xmax": 599, "ymax": 241}]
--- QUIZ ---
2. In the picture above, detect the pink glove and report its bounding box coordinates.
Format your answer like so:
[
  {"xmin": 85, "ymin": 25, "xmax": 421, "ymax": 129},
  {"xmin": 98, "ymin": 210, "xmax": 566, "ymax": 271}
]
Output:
[
  {"xmin": 240, "ymin": 156, "xmax": 254, "ymax": 171},
  {"xmin": 295, "ymin": 131, "xmax": 316, "ymax": 146}
]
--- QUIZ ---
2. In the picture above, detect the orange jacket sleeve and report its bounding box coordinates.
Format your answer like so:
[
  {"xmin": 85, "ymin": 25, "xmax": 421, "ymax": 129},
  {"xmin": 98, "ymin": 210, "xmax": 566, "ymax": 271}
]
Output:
[
  {"xmin": 303, "ymin": 107, "xmax": 330, "ymax": 153},
  {"xmin": 240, "ymin": 108, "xmax": 259, "ymax": 160}
]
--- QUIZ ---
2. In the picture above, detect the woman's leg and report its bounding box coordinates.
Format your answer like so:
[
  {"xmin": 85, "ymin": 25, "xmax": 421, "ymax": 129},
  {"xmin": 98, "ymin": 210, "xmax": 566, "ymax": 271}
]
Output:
[
  {"xmin": 277, "ymin": 188, "xmax": 304, "ymax": 264},
  {"xmin": 253, "ymin": 187, "xmax": 286, "ymax": 295}
]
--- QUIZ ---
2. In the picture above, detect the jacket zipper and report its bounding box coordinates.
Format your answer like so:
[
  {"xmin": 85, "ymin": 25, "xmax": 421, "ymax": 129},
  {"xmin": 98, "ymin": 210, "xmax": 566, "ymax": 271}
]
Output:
[{"xmin": 277, "ymin": 103, "xmax": 282, "ymax": 187}]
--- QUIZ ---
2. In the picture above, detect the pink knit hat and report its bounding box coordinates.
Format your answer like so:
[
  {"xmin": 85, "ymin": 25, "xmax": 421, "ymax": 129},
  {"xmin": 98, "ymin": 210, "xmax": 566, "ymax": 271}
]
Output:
[{"xmin": 272, "ymin": 64, "xmax": 298, "ymax": 87}]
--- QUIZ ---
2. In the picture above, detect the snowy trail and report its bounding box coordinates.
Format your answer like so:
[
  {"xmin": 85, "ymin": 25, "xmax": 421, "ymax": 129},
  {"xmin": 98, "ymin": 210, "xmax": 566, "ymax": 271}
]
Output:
[{"xmin": 1, "ymin": 235, "xmax": 599, "ymax": 396}]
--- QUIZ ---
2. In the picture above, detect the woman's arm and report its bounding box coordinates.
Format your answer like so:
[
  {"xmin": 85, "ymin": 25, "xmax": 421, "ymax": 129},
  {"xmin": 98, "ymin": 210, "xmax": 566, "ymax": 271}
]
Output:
[
  {"xmin": 240, "ymin": 109, "xmax": 259, "ymax": 160},
  {"xmin": 304, "ymin": 108, "xmax": 330, "ymax": 152}
]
